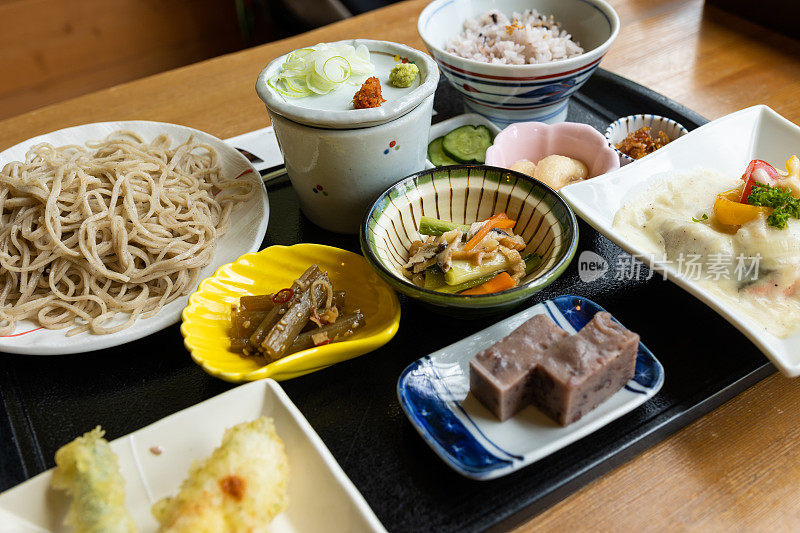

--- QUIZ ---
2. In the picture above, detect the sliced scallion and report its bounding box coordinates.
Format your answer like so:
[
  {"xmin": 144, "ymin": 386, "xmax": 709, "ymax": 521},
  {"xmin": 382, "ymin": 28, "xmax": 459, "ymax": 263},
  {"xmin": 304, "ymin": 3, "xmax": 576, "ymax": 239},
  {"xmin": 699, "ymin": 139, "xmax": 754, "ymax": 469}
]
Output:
[{"xmin": 267, "ymin": 43, "xmax": 375, "ymax": 99}]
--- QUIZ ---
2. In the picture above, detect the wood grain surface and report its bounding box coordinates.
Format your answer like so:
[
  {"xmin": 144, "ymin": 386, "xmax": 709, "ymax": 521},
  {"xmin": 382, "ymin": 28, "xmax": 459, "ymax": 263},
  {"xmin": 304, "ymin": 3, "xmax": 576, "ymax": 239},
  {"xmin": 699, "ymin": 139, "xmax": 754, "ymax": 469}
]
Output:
[
  {"xmin": 0, "ymin": 0, "xmax": 245, "ymax": 121},
  {"xmin": 2, "ymin": 0, "xmax": 800, "ymax": 530}
]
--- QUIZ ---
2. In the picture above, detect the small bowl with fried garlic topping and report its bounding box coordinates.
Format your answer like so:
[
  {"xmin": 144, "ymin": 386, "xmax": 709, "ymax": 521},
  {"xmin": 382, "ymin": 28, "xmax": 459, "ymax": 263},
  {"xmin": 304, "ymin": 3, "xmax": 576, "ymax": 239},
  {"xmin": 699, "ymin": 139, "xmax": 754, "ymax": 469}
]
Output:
[{"xmin": 605, "ymin": 114, "xmax": 688, "ymax": 165}]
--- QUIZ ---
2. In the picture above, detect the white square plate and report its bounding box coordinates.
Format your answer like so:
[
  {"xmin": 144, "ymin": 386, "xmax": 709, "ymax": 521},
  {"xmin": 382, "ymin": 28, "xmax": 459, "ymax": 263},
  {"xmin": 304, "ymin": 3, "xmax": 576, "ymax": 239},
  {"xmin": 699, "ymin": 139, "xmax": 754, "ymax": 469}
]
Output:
[
  {"xmin": 0, "ymin": 380, "xmax": 386, "ymax": 532},
  {"xmin": 560, "ymin": 105, "xmax": 800, "ymax": 376}
]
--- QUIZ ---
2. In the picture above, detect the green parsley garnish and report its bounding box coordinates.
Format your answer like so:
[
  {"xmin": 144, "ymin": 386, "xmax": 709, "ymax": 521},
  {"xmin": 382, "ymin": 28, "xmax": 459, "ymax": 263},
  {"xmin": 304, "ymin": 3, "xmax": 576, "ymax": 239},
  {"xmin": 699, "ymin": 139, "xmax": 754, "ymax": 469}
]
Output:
[
  {"xmin": 747, "ymin": 183, "xmax": 800, "ymax": 229},
  {"xmin": 692, "ymin": 214, "xmax": 709, "ymax": 222}
]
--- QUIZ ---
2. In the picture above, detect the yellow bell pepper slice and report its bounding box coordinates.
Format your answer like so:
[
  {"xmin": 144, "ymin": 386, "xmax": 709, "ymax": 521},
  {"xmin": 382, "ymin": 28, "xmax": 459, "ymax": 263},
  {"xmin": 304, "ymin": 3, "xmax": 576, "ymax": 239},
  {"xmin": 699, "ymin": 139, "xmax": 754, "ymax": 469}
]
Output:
[{"xmin": 714, "ymin": 189, "xmax": 771, "ymax": 226}]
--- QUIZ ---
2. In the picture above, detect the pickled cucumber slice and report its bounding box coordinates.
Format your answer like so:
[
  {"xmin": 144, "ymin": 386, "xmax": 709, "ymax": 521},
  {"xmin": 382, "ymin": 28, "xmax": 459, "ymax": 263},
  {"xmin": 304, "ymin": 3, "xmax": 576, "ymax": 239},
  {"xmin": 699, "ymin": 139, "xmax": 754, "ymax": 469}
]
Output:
[
  {"xmin": 441, "ymin": 125, "xmax": 493, "ymax": 163},
  {"xmin": 427, "ymin": 136, "xmax": 459, "ymax": 166}
]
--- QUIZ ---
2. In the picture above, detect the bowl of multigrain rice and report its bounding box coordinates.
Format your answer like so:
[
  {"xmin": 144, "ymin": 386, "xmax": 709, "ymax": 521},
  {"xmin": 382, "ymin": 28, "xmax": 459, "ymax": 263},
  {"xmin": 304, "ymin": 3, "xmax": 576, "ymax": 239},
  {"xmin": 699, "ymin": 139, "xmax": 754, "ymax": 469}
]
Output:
[{"xmin": 418, "ymin": 0, "xmax": 619, "ymax": 125}]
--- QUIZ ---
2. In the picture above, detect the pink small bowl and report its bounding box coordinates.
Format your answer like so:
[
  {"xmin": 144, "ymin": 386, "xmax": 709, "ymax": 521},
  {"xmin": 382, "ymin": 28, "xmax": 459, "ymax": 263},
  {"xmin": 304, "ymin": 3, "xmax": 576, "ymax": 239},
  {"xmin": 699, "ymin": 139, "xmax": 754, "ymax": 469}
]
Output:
[{"xmin": 485, "ymin": 122, "xmax": 620, "ymax": 180}]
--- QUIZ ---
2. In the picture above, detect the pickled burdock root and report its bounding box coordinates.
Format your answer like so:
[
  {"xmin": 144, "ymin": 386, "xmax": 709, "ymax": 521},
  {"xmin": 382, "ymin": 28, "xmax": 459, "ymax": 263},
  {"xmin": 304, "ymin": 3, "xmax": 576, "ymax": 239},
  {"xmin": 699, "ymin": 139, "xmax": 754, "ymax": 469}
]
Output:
[
  {"xmin": 246, "ymin": 265, "xmax": 321, "ymax": 355},
  {"xmin": 230, "ymin": 310, "xmax": 363, "ymax": 356},
  {"xmin": 239, "ymin": 294, "xmax": 277, "ymax": 312},
  {"xmin": 261, "ymin": 274, "xmax": 332, "ymax": 360},
  {"xmin": 231, "ymin": 264, "xmax": 360, "ymax": 363},
  {"xmin": 231, "ymin": 308, "xmax": 270, "ymax": 339},
  {"xmin": 285, "ymin": 310, "xmax": 365, "ymax": 355}
]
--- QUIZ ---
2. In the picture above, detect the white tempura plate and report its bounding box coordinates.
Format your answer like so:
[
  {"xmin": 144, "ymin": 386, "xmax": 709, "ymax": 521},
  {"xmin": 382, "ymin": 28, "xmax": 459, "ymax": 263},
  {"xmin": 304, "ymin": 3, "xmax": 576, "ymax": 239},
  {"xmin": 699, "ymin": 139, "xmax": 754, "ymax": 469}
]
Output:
[
  {"xmin": 560, "ymin": 105, "xmax": 800, "ymax": 377},
  {"xmin": 0, "ymin": 380, "xmax": 387, "ymax": 533},
  {"xmin": 0, "ymin": 121, "xmax": 269, "ymax": 355}
]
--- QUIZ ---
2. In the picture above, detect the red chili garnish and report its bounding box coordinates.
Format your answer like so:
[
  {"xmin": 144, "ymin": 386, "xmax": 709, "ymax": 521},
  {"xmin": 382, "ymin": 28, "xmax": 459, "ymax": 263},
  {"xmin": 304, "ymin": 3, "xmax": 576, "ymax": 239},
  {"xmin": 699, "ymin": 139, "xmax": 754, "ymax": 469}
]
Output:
[
  {"xmin": 315, "ymin": 339, "xmax": 331, "ymax": 346},
  {"xmin": 740, "ymin": 159, "xmax": 780, "ymax": 203},
  {"xmin": 272, "ymin": 288, "xmax": 294, "ymax": 304},
  {"xmin": 309, "ymin": 308, "xmax": 324, "ymax": 327}
]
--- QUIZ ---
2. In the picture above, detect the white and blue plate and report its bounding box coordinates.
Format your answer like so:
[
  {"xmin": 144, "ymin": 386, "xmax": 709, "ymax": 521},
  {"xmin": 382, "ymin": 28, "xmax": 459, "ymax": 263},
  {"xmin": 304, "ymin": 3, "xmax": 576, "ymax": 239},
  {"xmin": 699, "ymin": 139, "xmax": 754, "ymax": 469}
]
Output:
[
  {"xmin": 604, "ymin": 114, "xmax": 688, "ymax": 166},
  {"xmin": 397, "ymin": 295, "xmax": 664, "ymax": 480}
]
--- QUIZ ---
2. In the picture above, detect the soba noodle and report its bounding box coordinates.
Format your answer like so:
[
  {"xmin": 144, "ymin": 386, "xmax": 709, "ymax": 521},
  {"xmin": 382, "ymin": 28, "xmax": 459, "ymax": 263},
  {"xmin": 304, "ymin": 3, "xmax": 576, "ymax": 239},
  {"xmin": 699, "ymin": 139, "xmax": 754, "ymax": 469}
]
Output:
[{"xmin": 0, "ymin": 130, "xmax": 255, "ymax": 336}]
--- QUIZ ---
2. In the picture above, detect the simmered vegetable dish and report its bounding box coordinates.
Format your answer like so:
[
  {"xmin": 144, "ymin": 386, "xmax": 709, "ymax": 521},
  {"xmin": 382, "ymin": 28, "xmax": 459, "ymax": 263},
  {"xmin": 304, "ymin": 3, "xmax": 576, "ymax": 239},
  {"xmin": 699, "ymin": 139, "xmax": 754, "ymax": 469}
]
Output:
[
  {"xmin": 230, "ymin": 265, "xmax": 364, "ymax": 360},
  {"xmin": 402, "ymin": 214, "xmax": 541, "ymax": 295}
]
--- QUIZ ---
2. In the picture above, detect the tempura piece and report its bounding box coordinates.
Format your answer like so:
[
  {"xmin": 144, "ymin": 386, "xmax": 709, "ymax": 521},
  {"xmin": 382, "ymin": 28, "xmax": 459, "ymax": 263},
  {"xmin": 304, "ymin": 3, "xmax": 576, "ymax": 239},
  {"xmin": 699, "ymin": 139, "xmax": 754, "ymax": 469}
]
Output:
[
  {"xmin": 51, "ymin": 427, "xmax": 137, "ymax": 533},
  {"xmin": 152, "ymin": 417, "xmax": 289, "ymax": 532}
]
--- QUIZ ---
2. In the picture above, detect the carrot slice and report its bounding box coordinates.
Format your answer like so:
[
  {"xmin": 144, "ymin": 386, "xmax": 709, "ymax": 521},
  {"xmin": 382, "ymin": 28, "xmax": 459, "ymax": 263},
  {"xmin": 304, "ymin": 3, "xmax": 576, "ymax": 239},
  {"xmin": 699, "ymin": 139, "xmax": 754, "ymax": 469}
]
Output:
[
  {"xmin": 463, "ymin": 213, "xmax": 516, "ymax": 252},
  {"xmin": 493, "ymin": 219, "xmax": 516, "ymax": 229},
  {"xmin": 461, "ymin": 272, "xmax": 516, "ymax": 295}
]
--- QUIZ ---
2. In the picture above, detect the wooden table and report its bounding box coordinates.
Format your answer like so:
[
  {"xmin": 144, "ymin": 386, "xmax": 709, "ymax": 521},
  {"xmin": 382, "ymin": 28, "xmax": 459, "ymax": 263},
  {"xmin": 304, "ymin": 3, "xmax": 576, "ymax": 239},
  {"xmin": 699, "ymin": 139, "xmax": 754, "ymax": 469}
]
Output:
[{"xmin": 2, "ymin": 0, "xmax": 800, "ymax": 530}]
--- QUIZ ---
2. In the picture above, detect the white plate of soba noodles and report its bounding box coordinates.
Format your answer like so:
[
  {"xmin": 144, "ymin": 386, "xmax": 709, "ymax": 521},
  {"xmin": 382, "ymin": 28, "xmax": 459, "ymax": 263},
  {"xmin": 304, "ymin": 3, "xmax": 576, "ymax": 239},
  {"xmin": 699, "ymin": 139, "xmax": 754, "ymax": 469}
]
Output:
[{"xmin": 0, "ymin": 121, "xmax": 268, "ymax": 355}]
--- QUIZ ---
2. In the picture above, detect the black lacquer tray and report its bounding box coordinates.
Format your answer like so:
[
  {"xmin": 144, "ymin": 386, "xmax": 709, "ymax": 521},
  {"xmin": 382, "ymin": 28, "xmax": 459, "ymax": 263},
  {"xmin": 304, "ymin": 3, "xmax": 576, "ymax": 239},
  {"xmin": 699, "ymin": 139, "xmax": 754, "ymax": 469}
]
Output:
[{"xmin": 0, "ymin": 70, "xmax": 775, "ymax": 532}]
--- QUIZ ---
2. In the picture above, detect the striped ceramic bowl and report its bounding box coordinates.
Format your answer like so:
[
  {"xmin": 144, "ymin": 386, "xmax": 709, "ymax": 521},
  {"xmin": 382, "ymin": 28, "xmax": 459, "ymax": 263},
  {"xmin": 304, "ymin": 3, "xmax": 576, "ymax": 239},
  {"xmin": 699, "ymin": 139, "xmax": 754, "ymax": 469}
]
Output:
[
  {"xmin": 605, "ymin": 114, "xmax": 689, "ymax": 165},
  {"xmin": 417, "ymin": 0, "xmax": 620, "ymax": 126},
  {"xmin": 360, "ymin": 165, "xmax": 578, "ymax": 313}
]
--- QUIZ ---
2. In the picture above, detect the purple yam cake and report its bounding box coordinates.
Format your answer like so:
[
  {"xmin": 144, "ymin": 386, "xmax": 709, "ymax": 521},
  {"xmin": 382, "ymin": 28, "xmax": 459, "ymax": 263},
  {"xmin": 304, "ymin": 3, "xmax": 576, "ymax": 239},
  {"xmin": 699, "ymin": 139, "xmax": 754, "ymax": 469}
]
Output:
[
  {"xmin": 469, "ymin": 311, "xmax": 639, "ymax": 426},
  {"xmin": 469, "ymin": 314, "xmax": 568, "ymax": 421},
  {"xmin": 530, "ymin": 312, "xmax": 639, "ymax": 425}
]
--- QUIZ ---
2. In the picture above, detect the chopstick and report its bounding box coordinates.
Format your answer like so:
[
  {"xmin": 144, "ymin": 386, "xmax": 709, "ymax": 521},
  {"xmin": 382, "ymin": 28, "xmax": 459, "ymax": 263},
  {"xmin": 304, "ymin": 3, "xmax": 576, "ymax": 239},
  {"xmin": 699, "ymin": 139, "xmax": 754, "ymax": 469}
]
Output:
[{"xmin": 260, "ymin": 164, "xmax": 288, "ymax": 183}]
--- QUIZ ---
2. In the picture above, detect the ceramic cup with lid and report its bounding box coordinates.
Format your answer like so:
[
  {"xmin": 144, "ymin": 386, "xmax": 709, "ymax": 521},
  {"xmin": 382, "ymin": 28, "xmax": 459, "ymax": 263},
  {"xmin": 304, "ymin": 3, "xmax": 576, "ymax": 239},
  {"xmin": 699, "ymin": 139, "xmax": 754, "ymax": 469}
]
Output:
[{"xmin": 256, "ymin": 39, "xmax": 440, "ymax": 234}]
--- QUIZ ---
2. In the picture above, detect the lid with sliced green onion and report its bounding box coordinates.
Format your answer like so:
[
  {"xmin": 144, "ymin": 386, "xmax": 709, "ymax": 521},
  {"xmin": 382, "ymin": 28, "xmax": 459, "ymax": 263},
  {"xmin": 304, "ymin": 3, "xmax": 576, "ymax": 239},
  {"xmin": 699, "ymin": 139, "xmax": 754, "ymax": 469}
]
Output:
[{"xmin": 256, "ymin": 39, "xmax": 440, "ymax": 129}]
